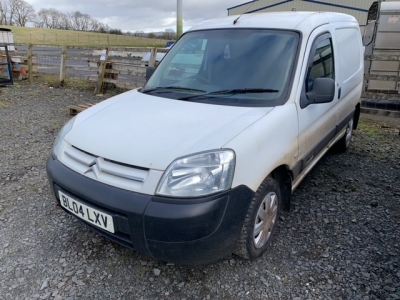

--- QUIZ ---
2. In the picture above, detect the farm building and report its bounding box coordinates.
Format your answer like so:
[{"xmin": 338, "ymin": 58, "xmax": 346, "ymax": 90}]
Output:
[{"xmin": 227, "ymin": 0, "xmax": 378, "ymax": 31}]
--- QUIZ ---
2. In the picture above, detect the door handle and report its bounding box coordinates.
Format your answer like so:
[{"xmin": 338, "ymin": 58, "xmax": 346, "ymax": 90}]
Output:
[{"xmin": 338, "ymin": 87, "xmax": 341, "ymax": 99}]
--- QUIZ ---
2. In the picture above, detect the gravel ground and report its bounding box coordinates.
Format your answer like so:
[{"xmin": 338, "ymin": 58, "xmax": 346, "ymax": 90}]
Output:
[{"xmin": 0, "ymin": 82, "xmax": 399, "ymax": 300}]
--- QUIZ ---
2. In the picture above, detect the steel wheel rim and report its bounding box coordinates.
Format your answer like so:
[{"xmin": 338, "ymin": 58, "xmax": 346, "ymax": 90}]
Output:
[
  {"xmin": 253, "ymin": 192, "xmax": 278, "ymax": 249},
  {"xmin": 345, "ymin": 118, "xmax": 354, "ymax": 148}
]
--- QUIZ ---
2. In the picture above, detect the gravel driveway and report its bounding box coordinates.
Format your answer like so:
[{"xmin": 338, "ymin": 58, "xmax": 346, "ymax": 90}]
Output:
[{"xmin": 1, "ymin": 82, "xmax": 399, "ymax": 300}]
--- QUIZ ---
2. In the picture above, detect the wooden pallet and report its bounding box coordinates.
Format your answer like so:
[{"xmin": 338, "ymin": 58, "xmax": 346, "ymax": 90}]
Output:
[{"xmin": 68, "ymin": 103, "xmax": 95, "ymax": 115}]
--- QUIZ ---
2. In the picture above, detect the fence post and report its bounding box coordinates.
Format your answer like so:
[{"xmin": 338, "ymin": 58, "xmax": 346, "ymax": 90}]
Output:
[
  {"xmin": 149, "ymin": 48, "xmax": 157, "ymax": 67},
  {"xmin": 94, "ymin": 48, "xmax": 109, "ymax": 94},
  {"xmin": 27, "ymin": 44, "xmax": 33, "ymax": 84},
  {"xmin": 60, "ymin": 45, "xmax": 67, "ymax": 86}
]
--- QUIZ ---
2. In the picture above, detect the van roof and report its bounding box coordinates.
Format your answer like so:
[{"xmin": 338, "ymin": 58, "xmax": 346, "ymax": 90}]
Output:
[
  {"xmin": 188, "ymin": 11, "xmax": 358, "ymax": 36},
  {"xmin": 0, "ymin": 28, "xmax": 12, "ymax": 32}
]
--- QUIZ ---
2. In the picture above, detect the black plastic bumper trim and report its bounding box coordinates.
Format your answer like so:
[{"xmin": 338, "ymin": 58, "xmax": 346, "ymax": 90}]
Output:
[{"xmin": 46, "ymin": 156, "xmax": 255, "ymax": 264}]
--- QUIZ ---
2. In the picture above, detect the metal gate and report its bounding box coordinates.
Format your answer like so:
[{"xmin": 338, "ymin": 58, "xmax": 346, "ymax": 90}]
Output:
[
  {"xmin": 0, "ymin": 44, "xmax": 13, "ymax": 86},
  {"xmin": 363, "ymin": 1, "xmax": 400, "ymax": 102}
]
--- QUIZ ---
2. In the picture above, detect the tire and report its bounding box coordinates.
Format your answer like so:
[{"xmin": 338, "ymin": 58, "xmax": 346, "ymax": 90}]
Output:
[
  {"xmin": 334, "ymin": 117, "xmax": 354, "ymax": 153},
  {"xmin": 235, "ymin": 178, "xmax": 281, "ymax": 260}
]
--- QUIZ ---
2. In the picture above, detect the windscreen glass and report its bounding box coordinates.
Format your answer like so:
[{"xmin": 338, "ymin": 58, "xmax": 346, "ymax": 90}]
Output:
[{"xmin": 142, "ymin": 29, "xmax": 299, "ymax": 106}]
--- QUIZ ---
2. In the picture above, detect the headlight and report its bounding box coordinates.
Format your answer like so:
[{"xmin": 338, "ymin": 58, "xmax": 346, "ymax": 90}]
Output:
[
  {"xmin": 156, "ymin": 150, "xmax": 235, "ymax": 198},
  {"xmin": 52, "ymin": 117, "xmax": 76, "ymax": 158}
]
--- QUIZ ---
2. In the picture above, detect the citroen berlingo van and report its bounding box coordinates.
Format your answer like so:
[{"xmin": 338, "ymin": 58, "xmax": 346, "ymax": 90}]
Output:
[{"xmin": 47, "ymin": 11, "xmax": 363, "ymax": 264}]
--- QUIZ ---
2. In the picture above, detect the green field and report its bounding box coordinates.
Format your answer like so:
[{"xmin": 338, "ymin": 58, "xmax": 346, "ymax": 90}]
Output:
[{"xmin": 1, "ymin": 25, "xmax": 166, "ymax": 47}]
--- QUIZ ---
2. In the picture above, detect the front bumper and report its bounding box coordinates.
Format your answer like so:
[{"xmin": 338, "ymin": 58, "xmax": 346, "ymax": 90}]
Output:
[{"xmin": 46, "ymin": 156, "xmax": 254, "ymax": 265}]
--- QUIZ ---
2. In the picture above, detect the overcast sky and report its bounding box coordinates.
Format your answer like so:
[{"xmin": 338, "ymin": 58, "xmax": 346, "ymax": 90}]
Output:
[{"xmin": 24, "ymin": 0, "xmax": 246, "ymax": 33}]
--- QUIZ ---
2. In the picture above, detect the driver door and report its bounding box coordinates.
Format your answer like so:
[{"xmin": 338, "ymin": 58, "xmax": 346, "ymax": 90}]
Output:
[{"xmin": 297, "ymin": 29, "xmax": 338, "ymax": 174}]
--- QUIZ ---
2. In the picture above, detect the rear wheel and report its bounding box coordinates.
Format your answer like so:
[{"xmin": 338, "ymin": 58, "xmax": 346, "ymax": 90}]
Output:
[
  {"xmin": 335, "ymin": 117, "xmax": 354, "ymax": 153},
  {"xmin": 235, "ymin": 178, "xmax": 281, "ymax": 260}
]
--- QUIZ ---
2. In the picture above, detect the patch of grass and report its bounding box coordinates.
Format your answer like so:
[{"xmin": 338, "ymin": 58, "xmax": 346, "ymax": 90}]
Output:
[
  {"xmin": 62, "ymin": 78, "xmax": 95, "ymax": 91},
  {"xmin": 2, "ymin": 25, "xmax": 166, "ymax": 47},
  {"xmin": 35, "ymin": 74, "xmax": 60, "ymax": 87},
  {"xmin": 33, "ymin": 74, "xmax": 130, "ymax": 97},
  {"xmin": 0, "ymin": 100, "xmax": 10, "ymax": 108},
  {"xmin": 358, "ymin": 118, "xmax": 382, "ymax": 136},
  {"xmin": 34, "ymin": 74, "xmax": 95, "ymax": 92}
]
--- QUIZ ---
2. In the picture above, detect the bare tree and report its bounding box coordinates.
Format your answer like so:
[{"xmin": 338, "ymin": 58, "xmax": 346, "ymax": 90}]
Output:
[
  {"xmin": 98, "ymin": 23, "xmax": 109, "ymax": 33},
  {"xmin": 70, "ymin": 11, "xmax": 83, "ymax": 31},
  {"xmin": 37, "ymin": 9, "xmax": 52, "ymax": 28},
  {"xmin": 134, "ymin": 30, "xmax": 145, "ymax": 37},
  {"xmin": 81, "ymin": 13, "xmax": 91, "ymax": 31},
  {"xmin": 36, "ymin": 8, "xmax": 64, "ymax": 29},
  {"xmin": 0, "ymin": 0, "xmax": 7, "ymax": 25},
  {"xmin": 58, "ymin": 11, "xmax": 71, "ymax": 30},
  {"xmin": 89, "ymin": 19, "xmax": 99, "ymax": 32},
  {"xmin": 12, "ymin": 0, "xmax": 36, "ymax": 27},
  {"xmin": 5, "ymin": 0, "xmax": 19, "ymax": 25},
  {"xmin": 48, "ymin": 8, "xmax": 62, "ymax": 29},
  {"xmin": 0, "ymin": 0, "xmax": 11, "ymax": 25},
  {"xmin": 1, "ymin": 1, "xmax": 114, "ymax": 33}
]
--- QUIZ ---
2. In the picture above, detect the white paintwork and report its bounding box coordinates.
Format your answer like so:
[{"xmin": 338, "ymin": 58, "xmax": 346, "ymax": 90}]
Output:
[
  {"xmin": 58, "ymin": 12, "xmax": 363, "ymax": 196},
  {"xmin": 64, "ymin": 90, "xmax": 273, "ymax": 171},
  {"xmin": 380, "ymin": 1, "xmax": 400, "ymax": 12},
  {"xmin": 189, "ymin": 11, "xmax": 353, "ymax": 40},
  {"xmin": 224, "ymin": 104, "xmax": 299, "ymax": 191},
  {"xmin": 227, "ymin": 0, "xmax": 376, "ymax": 26}
]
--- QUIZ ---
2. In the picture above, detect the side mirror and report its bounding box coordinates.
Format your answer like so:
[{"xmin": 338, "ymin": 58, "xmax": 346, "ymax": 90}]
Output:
[
  {"xmin": 305, "ymin": 77, "xmax": 335, "ymax": 104},
  {"xmin": 146, "ymin": 67, "xmax": 156, "ymax": 81}
]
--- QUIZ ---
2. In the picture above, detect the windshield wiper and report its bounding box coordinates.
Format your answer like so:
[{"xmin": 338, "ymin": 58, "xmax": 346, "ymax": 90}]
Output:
[
  {"xmin": 210, "ymin": 88, "xmax": 279, "ymax": 95},
  {"xmin": 178, "ymin": 88, "xmax": 279, "ymax": 101},
  {"xmin": 141, "ymin": 86, "xmax": 206, "ymax": 93}
]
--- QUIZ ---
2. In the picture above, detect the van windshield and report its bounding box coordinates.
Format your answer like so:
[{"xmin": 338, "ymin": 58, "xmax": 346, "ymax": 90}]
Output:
[{"xmin": 141, "ymin": 29, "xmax": 300, "ymax": 107}]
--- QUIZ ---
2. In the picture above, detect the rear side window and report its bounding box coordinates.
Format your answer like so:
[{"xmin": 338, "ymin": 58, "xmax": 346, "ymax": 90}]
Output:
[
  {"xmin": 306, "ymin": 37, "xmax": 335, "ymax": 92},
  {"xmin": 335, "ymin": 28, "xmax": 361, "ymax": 82}
]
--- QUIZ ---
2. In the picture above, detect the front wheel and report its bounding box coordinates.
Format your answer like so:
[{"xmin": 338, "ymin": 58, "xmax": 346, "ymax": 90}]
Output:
[{"xmin": 235, "ymin": 178, "xmax": 281, "ymax": 260}]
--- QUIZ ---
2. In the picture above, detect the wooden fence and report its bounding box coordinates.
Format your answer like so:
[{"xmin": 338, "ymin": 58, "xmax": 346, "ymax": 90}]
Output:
[{"xmin": 7, "ymin": 44, "xmax": 168, "ymax": 93}]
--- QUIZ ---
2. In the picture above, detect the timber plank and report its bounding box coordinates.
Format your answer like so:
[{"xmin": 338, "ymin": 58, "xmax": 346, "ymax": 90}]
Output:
[{"xmin": 68, "ymin": 103, "xmax": 95, "ymax": 115}]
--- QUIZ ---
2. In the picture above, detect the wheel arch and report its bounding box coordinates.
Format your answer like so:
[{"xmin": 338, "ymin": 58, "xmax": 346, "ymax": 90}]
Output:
[
  {"xmin": 353, "ymin": 103, "xmax": 361, "ymax": 130},
  {"xmin": 270, "ymin": 165, "xmax": 292, "ymax": 211}
]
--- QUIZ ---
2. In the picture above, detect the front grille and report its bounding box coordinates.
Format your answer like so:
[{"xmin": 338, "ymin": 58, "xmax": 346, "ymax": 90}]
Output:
[{"xmin": 60, "ymin": 144, "xmax": 149, "ymax": 192}]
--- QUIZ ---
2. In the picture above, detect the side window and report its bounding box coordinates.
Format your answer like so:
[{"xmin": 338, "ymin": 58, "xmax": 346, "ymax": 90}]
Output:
[{"xmin": 306, "ymin": 38, "xmax": 335, "ymax": 92}]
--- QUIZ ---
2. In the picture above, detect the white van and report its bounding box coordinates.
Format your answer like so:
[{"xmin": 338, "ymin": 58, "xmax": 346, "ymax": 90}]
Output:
[{"xmin": 47, "ymin": 11, "xmax": 363, "ymax": 264}]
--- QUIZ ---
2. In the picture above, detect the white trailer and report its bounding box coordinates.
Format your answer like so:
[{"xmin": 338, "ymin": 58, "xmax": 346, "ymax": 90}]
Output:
[{"xmin": 363, "ymin": 1, "xmax": 400, "ymax": 96}]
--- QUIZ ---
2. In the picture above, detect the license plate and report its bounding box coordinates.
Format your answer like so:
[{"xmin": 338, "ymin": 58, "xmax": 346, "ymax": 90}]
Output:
[{"xmin": 58, "ymin": 191, "xmax": 115, "ymax": 233}]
